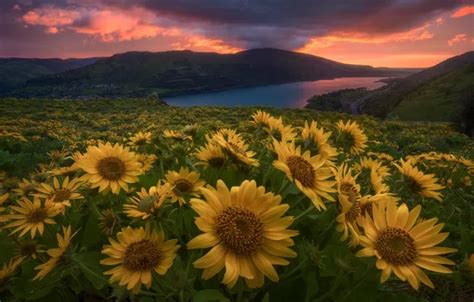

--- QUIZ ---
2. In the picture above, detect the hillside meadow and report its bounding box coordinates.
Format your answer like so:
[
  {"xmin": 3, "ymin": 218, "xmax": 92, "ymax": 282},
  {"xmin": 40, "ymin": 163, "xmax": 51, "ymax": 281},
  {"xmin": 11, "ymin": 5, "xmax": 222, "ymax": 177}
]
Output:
[{"xmin": 0, "ymin": 98, "xmax": 473, "ymax": 302}]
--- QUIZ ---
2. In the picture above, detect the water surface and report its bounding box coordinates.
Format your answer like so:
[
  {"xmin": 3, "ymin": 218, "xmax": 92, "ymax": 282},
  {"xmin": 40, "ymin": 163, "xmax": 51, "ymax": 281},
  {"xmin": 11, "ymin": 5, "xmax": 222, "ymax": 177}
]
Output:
[{"xmin": 165, "ymin": 77, "xmax": 386, "ymax": 108}]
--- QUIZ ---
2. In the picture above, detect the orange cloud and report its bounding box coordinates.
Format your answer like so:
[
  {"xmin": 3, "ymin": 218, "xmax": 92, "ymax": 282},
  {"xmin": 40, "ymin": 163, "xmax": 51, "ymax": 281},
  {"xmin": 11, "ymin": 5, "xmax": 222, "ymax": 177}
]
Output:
[
  {"xmin": 172, "ymin": 36, "xmax": 243, "ymax": 53},
  {"xmin": 22, "ymin": 7, "xmax": 79, "ymax": 27},
  {"xmin": 297, "ymin": 24, "xmax": 434, "ymax": 53},
  {"xmin": 451, "ymin": 6, "xmax": 474, "ymax": 18},
  {"xmin": 448, "ymin": 34, "xmax": 468, "ymax": 46}
]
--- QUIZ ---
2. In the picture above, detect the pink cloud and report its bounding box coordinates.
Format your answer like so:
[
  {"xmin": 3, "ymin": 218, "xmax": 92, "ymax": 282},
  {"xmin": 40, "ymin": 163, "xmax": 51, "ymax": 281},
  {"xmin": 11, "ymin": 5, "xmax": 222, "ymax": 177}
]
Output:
[
  {"xmin": 451, "ymin": 6, "xmax": 474, "ymax": 18},
  {"xmin": 448, "ymin": 34, "xmax": 468, "ymax": 46},
  {"xmin": 297, "ymin": 24, "xmax": 434, "ymax": 52},
  {"xmin": 22, "ymin": 7, "xmax": 80, "ymax": 27}
]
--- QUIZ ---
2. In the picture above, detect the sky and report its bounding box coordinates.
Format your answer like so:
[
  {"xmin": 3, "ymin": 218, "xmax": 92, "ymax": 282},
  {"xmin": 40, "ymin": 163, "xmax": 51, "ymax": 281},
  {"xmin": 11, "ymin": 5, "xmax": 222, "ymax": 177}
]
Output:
[{"xmin": 0, "ymin": 0, "xmax": 473, "ymax": 68}]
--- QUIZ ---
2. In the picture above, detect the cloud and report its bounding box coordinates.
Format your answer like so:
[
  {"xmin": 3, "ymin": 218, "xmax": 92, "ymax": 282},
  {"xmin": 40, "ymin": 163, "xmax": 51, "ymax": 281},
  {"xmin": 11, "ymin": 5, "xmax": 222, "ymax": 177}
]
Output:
[
  {"xmin": 298, "ymin": 24, "xmax": 434, "ymax": 53},
  {"xmin": 22, "ymin": 6, "xmax": 79, "ymax": 27},
  {"xmin": 448, "ymin": 33, "xmax": 468, "ymax": 46},
  {"xmin": 451, "ymin": 5, "xmax": 474, "ymax": 18}
]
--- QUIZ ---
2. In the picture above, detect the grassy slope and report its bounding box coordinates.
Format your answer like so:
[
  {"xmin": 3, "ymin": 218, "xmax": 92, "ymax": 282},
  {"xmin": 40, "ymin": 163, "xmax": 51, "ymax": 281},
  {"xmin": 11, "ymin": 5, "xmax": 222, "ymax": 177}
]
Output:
[{"xmin": 389, "ymin": 65, "xmax": 474, "ymax": 122}]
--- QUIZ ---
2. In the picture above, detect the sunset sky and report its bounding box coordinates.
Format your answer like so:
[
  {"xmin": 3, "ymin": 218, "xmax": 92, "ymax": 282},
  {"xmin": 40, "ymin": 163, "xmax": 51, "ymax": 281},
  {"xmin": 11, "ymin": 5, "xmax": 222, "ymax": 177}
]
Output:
[{"xmin": 0, "ymin": 0, "xmax": 473, "ymax": 68}]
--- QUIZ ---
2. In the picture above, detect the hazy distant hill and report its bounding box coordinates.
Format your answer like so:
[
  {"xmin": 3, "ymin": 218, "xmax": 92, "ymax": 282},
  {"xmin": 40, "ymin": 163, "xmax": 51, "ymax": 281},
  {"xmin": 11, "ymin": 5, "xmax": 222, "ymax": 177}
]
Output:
[
  {"xmin": 357, "ymin": 51, "xmax": 474, "ymax": 118},
  {"xmin": 3, "ymin": 48, "xmax": 415, "ymax": 98},
  {"xmin": 0, "ymin": 58, "xmax": 98, "ymax": 93}
]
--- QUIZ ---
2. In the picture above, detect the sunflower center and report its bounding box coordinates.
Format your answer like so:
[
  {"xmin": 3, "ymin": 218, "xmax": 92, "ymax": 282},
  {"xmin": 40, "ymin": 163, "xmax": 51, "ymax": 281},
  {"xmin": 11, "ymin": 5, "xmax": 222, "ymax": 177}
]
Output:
[
  {"xmin": 53, "ymin": 189, "xmax": 71, "ymax": 203},
  {"xmin": 123, "ymin": 239, "xmax": 162, "ymax": 272},
  {"xmin": 20, "ymin": 242, "xmax": 38, "ymax": 257},
  {"xmin": 406, "ymin": 176, "xmax": 423, "ymax": 194},
  {"xmin": 216, "ymin": 206, "xmax": 264, "ymax": 255},
  {"xmin": 345, "ymin": 200, "xmax": 361, "ymax": 222},
  {"xmin": 375, "ymin": 227, "xmax": 417, "ymax": 265},
  {"xmin": 27, "ymin": 208, "xmax": 48, "ymax": 223},
  {"xmin": 138, "ymin": 196, "xmax": 156, "ymax": 212},
  {"xmin": 287, "ymin": 156, "xmax": 315, "ymax": 187},
  {"xmin": 174, "ymin": 179, "xmax": 192, "ymax": 194},
  {"xmin": 97, "ymin": 157, "xmax": 125, "ymax": 181}
]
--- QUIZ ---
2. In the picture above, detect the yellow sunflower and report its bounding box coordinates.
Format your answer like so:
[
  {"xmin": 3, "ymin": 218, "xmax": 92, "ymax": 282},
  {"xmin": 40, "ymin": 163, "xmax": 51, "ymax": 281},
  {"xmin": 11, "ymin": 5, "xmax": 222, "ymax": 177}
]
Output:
[
  {"xmin": 394, "ymin": 160, "xmax": 444, "ymax": 202},
  {"xmin": 13, "ymin": 178, "xmax": 39, "ymax": 197},
  {"xmin": 0, "ymin": 257, "xmax": 24, "ymax": 285},
  {"xmin": 333, "ymin": 164, "xmax": 362, "ymax": 246},
  {"xmin": 5, "ymin": 197, "xmax": 60, "ymax": 238},
  {"xmin": 123, "ymin": 182, "xmax": 172, "ymax": 220},
  {"xmin": 76, "ymin": 142, "xmax": 143, "ymax": 194},
  {"xmin": 264, "ymin": 117, "xmax": 297, "ymax": 142},
  {"xmin": 128, "ymin": 131, "xmax": 152, "ymax": 147},
  {"xmin": 195, "ymin": 142, "xmax": 227, "ymax": 167},
  {"xmin": 357, "ymin": 199, "xmax": 456, "ymax": 289},
  {"xmin": 273, "ymin": 140, "xmax": 336, "ymax": 210},
  {"xmin": 165, "ymin": 167, "xmax": 205, "ymax": 206},
  {"xmin": 137, "ymin": 153, "xmax": 157, "ymax": 173},
  {"xmin": 213, "ymin": 131, "xmax": 259, "ymax": 167},
  {"xmin": 34, "ymin": 226, "xmax": 75, "ymax": 280},
  {"xmin": 98, "ymin": 209, "xmax": 121, "ymax": 236},
  {"xmin": 100, "ymin": 226, "xmax": 180, "ymax": 293},
  {"xmin": 336, "ymin": 120, "xmax": 368, "ymax": 155},
  {"xmin": 301, "ymin": 120, "xmax": 338, "ymax": 163},
  {"xmin": 354, "ymin": 157, "xmax": 391, "ymax": 178},
  {"xmin": 163, "ymin": 129, "xmax": 192, "ymax": 141},
  {"xmin": 187, "ymin": 180, "xmax": 298, "ymax": 288},
  {"xmin": 15, "ymin": 240, "xmax": 46, "ymax": 260},
  {"xmin": 0, "ymin": 193, "xmax": 9, "ymax": 225},
  {"xmin": 369, "ymin": 169, "xmax": 390, "ymax": 195},
  {"xmin": 35, "ymin": 176, "xmax": 83, "ymax": 211},
  {"xmin": 251, "ymin": 110, "xmax": 274, "ymax": 128}
]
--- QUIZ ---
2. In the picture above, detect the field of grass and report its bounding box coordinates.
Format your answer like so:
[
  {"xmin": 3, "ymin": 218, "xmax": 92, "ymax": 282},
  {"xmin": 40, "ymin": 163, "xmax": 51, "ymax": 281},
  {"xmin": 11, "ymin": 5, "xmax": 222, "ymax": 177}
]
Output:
[
  {"xmin": 389, "ymin": 65, "xmax": 474, "ymax": 122},
  {"xmin": 0, "ymin": 99, "xmax": 473, "ymax": 302}
]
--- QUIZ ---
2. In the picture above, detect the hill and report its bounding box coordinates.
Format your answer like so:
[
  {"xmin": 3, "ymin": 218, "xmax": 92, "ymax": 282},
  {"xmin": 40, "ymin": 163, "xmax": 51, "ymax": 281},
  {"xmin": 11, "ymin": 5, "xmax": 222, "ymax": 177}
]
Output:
[
  {"xmin": 357, "ymin": 51, "xmax": 474, "ymax": 118},
  {"xmin": 2, "ymin": 48, "xmax": 415, "ymax": 98},
  {"xmin": 0, "ymin": 57, "xmax": 98, "ymax": 93}
]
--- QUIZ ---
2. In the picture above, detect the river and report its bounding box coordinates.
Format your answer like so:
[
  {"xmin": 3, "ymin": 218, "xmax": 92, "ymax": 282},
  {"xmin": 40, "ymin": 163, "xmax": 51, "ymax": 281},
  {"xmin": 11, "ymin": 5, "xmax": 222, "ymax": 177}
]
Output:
[{"xmin": 164, "ymin": 77, "xmax": 387, "ymax": 108}]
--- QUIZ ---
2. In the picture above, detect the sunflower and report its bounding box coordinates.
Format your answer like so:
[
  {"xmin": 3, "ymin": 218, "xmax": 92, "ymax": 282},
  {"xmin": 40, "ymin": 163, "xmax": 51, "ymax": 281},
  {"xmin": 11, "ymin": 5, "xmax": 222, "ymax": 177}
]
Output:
[
  {"xmin": 47, "ymin": 149, "xmax": 70, "ymax": 163},
  {"xmin": 251, "ymin": 110, "xmax": 274, "ymax": 128},
  {"xmin": 336, "ymin": 120, "xmax": 368, "ymax": 155},
  {"xmin": 123, "ymin": 182, "xmax": 172, "ymax": 220},
  {"xmin": 128, "ymin": 131, "xmax": 152, "ymax": 147},
  {"xmin": 165, "ymin": 167, "xmax": 205, "ymax": 206},
  {"xmin": 187, "ymin": 180, "xmax": 298, "ymax": 288},
  {"xmin": 137, "ymin": 153, "xmax": 157, "ymax": 173},
  {"xmin": 100, "ymin": 226, "xmax": 180, "ymax": 293},
  {"xmin": 163, "ymin": 129, "xmax": 192, "ymax": 141},
  {"xmin": 15, "ymin": 240, "xmax": 46, "ymax": 260},
  {"xmin": 98, "ymin": 209, "xmax": 121, "ymax": 236},
  {"xmin": 394, "ymin": 160, "xmax": 444, "ymax": 202},
  {"xmin": 273, "ymin": 140, "xmax": 336, "ymax": 210},
  {"xmin": 76, "ymin": 142, "xmax": 143, "ymax": 194},
  {"xmin": 369, "ymin": 169, "xmax": 390, "ymax": 195},
  {"xmin": 0, "ymin": 257, "xmax": 24, "ymax": 285},
  {"xmin": 5, "ymin": 197, "xmax": 60, "ymax": 238},
  {"xmin": 301, "ymin": 121, "xmax": 338, "ymax": 163},
  {"xmin": 357, "ymin": 199, "xmax": 456, "ymax": 289},
  {"xmin": 0, "ymin": 193, "xmax": 9, "ymax": 225},
  {"xmin": 354, "ymin": 157, "xmax": 391, "ymax": 178},
  {"xmin": 34, "ymin": 226, "xmax": 75, "ymax": 280},
  {"xmin": 333, "ymin": 164, "xmax": 362, "ymax": 246},
  {"xmin": 35, "ymin": 176, "xmax": 83, "ymax": 211},
  {"xmin": 13, "ymin": 178, "xmax": 39, "ymax": 197},
  {"xmin": 264, "ymin": 117, "xmax": 297, "ymax": 142},
  {"xmin": 195, "ymin": 142, "xmax": 227, "ymax": 168},
  {"xmin": 213, "ymin": 131, "xmax": 259, "ymax": 167}
]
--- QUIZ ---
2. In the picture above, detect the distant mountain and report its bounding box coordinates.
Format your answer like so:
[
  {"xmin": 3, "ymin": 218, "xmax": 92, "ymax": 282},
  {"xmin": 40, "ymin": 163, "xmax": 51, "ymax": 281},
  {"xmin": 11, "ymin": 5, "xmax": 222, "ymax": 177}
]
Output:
[
  {"xmin": 357, "ymin": 51, "xmax": 474, "ymax": 118},
  {"xmin": 2, "ymin": 48, "xmax": 415, "ymax": 98},
  {"xmin": 0, "ymin": 58, "xmax": 99, "ymax": 93}
]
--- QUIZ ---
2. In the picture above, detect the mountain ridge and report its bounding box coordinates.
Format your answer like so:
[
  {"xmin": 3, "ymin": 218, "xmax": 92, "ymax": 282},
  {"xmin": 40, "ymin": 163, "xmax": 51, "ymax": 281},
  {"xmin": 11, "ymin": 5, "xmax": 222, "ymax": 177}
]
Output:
[{"xmin": 1, "ymin": 48, "xmax": 416, "ymax": 98}]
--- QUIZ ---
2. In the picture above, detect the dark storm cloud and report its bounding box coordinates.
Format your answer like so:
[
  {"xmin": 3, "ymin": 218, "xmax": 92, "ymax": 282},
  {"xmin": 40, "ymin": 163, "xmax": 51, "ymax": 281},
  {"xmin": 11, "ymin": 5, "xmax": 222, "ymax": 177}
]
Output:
[{"xmin": 94, "ymin": 0, "xmax": 467, "ymax": 48}]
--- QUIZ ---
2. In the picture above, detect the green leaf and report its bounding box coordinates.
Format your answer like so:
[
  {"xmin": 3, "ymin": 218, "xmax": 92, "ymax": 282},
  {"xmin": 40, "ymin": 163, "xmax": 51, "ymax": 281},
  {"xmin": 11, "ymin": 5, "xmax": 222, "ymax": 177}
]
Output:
[
  {"xmin": 72, "ymin": 251, "xmax": 108, "ymax": 290},
  {"xmin": 192, "ymin": 289, "xmax": 230, "ymax": 302}
]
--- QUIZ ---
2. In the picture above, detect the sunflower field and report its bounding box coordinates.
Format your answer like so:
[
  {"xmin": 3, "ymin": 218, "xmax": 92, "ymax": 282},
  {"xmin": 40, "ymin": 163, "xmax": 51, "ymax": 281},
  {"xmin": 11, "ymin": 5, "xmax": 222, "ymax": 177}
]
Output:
[{"xmin": 0, "ymin": 99, "xmax": 473, "ymax": 302}]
